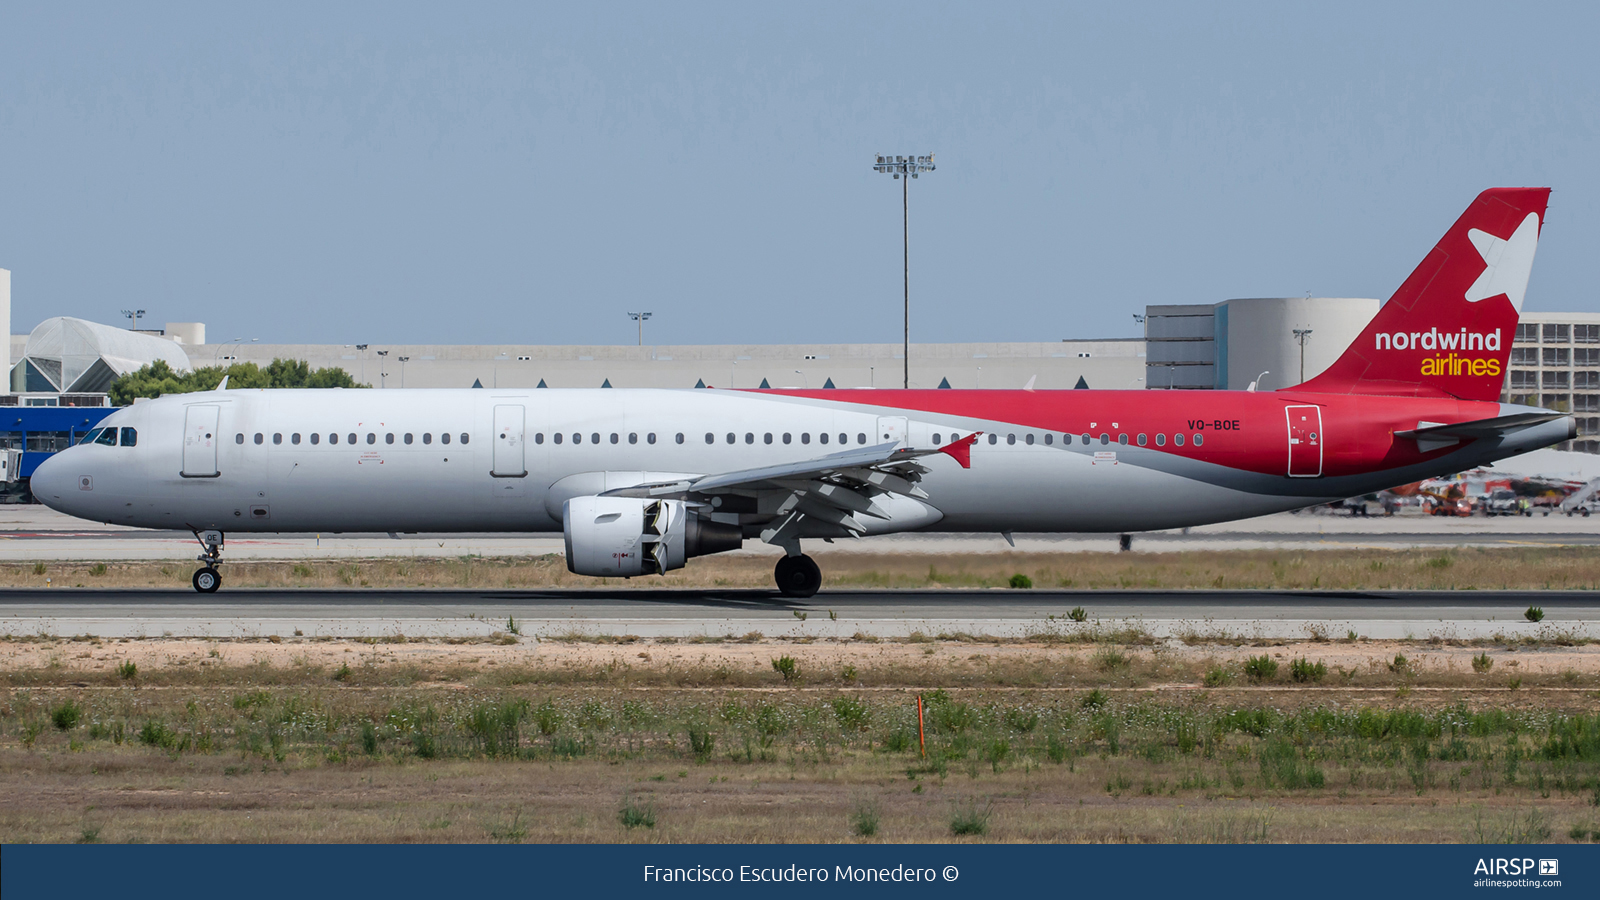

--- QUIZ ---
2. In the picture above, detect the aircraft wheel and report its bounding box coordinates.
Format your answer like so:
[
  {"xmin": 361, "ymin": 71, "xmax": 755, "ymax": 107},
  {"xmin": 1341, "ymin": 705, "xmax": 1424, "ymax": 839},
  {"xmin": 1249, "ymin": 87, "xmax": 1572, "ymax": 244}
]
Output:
[
  {"xmin": 774, "ymin": 554, "xmax": 822, "ymax": 598},
  {"xmin": 193, "ymin": 566, "xmax": 222, "ymax": 593}
]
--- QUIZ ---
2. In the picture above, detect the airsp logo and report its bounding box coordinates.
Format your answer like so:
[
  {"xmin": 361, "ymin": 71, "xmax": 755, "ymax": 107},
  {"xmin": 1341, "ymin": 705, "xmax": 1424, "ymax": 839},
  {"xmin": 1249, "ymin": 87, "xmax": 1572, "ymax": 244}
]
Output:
[{"xmin": 1473, "ymin": 858, "xmax": 1555, "ymax": 876}]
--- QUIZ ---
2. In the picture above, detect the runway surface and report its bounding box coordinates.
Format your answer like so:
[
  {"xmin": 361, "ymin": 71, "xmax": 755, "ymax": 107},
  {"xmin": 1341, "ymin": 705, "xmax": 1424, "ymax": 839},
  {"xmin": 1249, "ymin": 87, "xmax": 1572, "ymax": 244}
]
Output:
[{"xmin": 3, "ymin": 587, "xmax": 1595, "ymax": 640}]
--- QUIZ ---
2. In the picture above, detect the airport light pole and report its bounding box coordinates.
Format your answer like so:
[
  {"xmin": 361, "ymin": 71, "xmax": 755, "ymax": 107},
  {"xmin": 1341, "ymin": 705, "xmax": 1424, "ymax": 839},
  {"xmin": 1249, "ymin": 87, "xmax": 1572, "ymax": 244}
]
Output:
[
  {"xmin": 873, "ymin": 154, "xmax": 935, "ymax": 388},
  {"xmin": 213, "ymin": 337, "xmax": 256, "ymax": 364},
  {"xmin": 397, "ymin": 356, "xmax": 409, "ymax": 388},
  {"xmin": 120, "ymin": 309, "xmax": 145, "ymax": 330},
  {"xmin": 355, "ymin": 344, "xmax": 368, "ymax": 385},
  {"xmin": 628, "ymin": 312, "xmax": 653, "ymax": 346},
  {"xmin": 1292, "ymin": 328, "xmax": 1313, "ymax": 383},
  {"xmin": 376, "ymin": 350, "xmax": 389, "ymax": 388}
]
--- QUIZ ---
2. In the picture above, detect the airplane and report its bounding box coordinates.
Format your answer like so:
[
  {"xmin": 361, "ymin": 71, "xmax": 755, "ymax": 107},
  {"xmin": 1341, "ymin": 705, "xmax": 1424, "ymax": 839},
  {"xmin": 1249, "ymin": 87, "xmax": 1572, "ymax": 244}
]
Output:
[{"xmin": 29, "ymin": 187, "xmax": 1571, "ymax": 596}]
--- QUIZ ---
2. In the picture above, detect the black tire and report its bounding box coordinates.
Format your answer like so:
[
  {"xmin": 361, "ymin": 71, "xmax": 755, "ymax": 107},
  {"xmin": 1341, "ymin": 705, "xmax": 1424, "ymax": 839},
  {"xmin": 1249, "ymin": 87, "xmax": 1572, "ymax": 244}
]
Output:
[
  {"xmin": 193, "ymin": 566, "xmax": 221, "ymax": 593},
  {"xmin": 774, "ymin": 554, "xmax": 822, "ymax": 598}
]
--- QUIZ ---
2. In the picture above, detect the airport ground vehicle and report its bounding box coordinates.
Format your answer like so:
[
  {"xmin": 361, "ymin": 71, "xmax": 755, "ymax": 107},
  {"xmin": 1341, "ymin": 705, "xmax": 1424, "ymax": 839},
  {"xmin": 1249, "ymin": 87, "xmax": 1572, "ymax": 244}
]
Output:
[{"xmin": 29, "ymin": 189, "xmax": 1573, "ymax": 595}]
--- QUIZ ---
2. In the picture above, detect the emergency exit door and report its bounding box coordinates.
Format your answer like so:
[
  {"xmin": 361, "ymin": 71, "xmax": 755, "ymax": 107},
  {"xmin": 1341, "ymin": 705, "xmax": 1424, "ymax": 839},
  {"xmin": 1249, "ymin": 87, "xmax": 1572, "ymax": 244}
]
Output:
[
  {"xmin": 876, "ymin": 416, "xmax": 908, "ymax": 446},
  {"xmin": 181, "ymin": 405, "xmax": 220, "ymax": 478},
  {"xmin": 492, "ymin": 405, "xmax": 527, "ymax": 477},
  {"xmin": 1285, "ymin": 405, "xmax": 1323, "ymax": 477}
]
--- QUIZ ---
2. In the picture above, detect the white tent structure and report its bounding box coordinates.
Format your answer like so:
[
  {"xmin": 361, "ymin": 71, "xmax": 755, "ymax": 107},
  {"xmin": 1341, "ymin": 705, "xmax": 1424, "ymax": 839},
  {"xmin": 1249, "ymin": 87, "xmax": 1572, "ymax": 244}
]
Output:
[{"xmin": 11, "ymin": 317, "xmax": 193, "ymax": 394}]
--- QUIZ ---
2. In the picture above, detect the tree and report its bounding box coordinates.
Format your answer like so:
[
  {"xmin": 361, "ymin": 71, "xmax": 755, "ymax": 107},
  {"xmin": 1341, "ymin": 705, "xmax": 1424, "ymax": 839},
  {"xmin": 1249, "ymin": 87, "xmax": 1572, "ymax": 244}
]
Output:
[{"xmin": 108, "ymin": 359, "xmax": 364, "ymax": 405}]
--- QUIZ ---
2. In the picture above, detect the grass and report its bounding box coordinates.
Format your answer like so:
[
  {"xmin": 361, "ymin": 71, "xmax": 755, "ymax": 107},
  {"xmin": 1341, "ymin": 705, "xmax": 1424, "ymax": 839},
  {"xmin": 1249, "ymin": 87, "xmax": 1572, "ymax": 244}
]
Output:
[
  {"xmin": 1526, "ymin": 606, "xmax": 1546, "ymax": 623},
  {"xmin": 10, "ymin": 545, "xmax": 1600, "ymax": 590},
  {"xmin": 949, "ymin": 798, "xmax": 993, "ymax": 837},
  {"xmin": 1243, "ymin": 655, "xmax": 1279, "ymax": 682},
  {"xmin": 619, "ymin": 796, "xmax": 657, "ymax": 829},
  {"xmin": 850, "ymin": 798, "xmax": 880, "ymax": 837}
]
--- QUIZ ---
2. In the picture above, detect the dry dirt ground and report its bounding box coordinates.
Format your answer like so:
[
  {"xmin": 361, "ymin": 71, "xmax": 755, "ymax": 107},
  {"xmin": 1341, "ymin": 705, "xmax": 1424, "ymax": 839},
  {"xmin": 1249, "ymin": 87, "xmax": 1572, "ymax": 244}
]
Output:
[{"xmin": 2, "ymin": 635, "xmax": 1599, "ymax": 844}]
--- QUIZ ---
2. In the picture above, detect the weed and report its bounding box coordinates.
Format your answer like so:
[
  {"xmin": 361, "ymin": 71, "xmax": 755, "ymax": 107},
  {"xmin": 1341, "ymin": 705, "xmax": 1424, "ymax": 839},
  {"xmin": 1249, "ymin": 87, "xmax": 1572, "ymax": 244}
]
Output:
[
  {"xmin": 1203, "ymin": 666, "xmax": 1231, "ymax": 687},
  {"xmin": 851, "ymin": 798, "xmax": 880, "ymax": 837},
  {"xmin": 361, "ymin": 721, "xmax": 379, "ymax": 755},
  {"xmin": 1068, "ymin": 606, "xmax": 1088, "ymax": 623},
  {"xmin": 1426, "ymin": 554, "xmax": 1453, "ymax": 569},
  {"xmin": 619, "ymin": 795, "xmax": 657, "ymax": 829},
  {"xmin": 1081, "ymin": 689, "xmax": 1108, "ymax": 709},
  {"xmin": 1008, "ymin": 573, "xmax": 1033, "ymax": 589},
  {"xmin": 1093, "ymin": 647, "xmax": 1130, "ymax": 673},
  {"xmin": 88, "ymin": 563, "xmax": 107, "ymax": 577},
  {"xmin": 1387, "ymin": 654, "xmax": 1412, "ymax": 675},
  {"xmin": 1289, "ymin": 658, "xmax": 1327, "ymax": 683},
  {"xmin": 292, "ymin": 564, "xmax": 313, "ymax": 577},
  {"xmin": 489, "ymin": 811, "xmax": 527, "ymax": 842},
  {"xmin": 32, "ymin": 561, "xmax": 46, "ymax": 575},
  {"xmin": 1243, "ymin": 655, "xmax": 1279, "ymax": 682},
  {"xmin": 1525, "ymin": 606, "xmax": 1545, "ymax": 623},
  {"xmin": 506, "ymin": 615, "xmax": 521, "ymax": 636},
  {"xmin": 793, "ymin": 610, "xmax": 807, "ymax": 622},
  {"xmin": 771, "ymin": 655, "xmax": 799, "ymax": 683},
  {"xmin": 333, "ymin": 663, "xmax": 352, "ymax": 681},
  {"xmin": 948, "ymin": 798, "xmax": 993, "ymax": 836},
  {"xmin": 50, "ymin": 700, "xmax": 82, "ymax": 731},
  {"xmin": 687, "ymin": 725, "xmax": 715, "ymax": 761},
  {"xmin": 77, "ymin": 826, "xmax": 101, "ymax": 843},
  {"xmin": 1472, "ymin": 653, "xmax": 1494, "ymax": 674},
  {"xmin": 1508, "ymin": 677, "xmax": 1523, "ymax": 691},
  {"xmin": 117, "ymin": 660, "xmax": 137, "ymax": 680}
]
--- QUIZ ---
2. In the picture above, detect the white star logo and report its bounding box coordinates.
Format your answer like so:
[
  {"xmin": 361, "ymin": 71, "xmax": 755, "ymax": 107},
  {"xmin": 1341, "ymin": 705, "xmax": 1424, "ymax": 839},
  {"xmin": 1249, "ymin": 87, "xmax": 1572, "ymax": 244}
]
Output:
[{"xmin": 1464, "ymin": 211, "xmax": 1540, "ymax": 311}]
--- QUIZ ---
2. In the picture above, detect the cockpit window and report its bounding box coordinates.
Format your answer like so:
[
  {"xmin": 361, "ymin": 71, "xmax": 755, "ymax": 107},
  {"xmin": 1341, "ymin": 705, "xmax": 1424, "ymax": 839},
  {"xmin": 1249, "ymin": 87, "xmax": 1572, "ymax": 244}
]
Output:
[
  {"xmin": 77, "ymin": 428, "xmax": 103, "ymax": 446},
  {"xmin": 93, "ymin": 428, "xmax": 118, "ymax": 446},
  {"xmin": 120, "ymin": 427, "xmax": 137, "ymax": 447}
]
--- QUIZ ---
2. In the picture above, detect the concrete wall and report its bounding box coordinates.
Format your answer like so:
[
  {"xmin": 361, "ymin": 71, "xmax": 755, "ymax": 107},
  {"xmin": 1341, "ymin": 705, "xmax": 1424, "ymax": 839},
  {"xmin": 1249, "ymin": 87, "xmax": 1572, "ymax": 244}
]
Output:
[
  {"xmin": 186, "ymin": 339, "xmax": 1148, "ymax": 392},
  {"xmin": 1217, "ymin": 297, "xmax": 1379, "ymax": 391}
]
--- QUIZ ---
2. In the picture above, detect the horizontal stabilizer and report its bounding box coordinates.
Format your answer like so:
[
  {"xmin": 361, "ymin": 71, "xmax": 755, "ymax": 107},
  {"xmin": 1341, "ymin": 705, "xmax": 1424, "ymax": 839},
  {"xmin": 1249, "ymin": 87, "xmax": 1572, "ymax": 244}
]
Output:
[{"xmin": 1395, "ymin": 411, "xmax": 1569, "ymax": 441}]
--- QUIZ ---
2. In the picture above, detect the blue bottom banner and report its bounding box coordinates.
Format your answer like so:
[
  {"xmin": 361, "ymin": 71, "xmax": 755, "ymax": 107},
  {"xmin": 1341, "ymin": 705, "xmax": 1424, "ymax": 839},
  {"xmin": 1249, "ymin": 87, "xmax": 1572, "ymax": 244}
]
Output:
[{"xmin": 4, "ymin": 843, "xmax": 1597, "ymax": 898}]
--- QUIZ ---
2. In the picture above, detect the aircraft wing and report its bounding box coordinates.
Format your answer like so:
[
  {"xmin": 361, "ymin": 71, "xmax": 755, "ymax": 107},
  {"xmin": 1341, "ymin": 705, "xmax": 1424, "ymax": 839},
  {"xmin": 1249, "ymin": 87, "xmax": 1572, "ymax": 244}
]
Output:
[
  {"xmin": 1395, "ymin": 411, "xmax": 1569, "ymax": 441},
  {"xmin": 600, "ymin": 433, "xmax": 980, "ymax": 541}
]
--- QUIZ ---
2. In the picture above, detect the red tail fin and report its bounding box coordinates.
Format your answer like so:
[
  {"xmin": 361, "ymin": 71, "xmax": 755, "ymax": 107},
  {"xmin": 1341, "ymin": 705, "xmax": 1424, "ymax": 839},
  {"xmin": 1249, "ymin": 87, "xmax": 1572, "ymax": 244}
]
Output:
[{"xmin": 1294, "ymin": 188, "xmax": 1549, "ymax": 400}]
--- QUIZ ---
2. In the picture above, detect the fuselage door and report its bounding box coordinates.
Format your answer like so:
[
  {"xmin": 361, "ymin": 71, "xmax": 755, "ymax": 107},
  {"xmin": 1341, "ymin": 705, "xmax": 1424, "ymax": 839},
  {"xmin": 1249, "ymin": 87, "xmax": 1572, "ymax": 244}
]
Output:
[
  {"xmin": 493, "ymin": 404, "xmax": 527, "ymax": 477},
  {"xmin": 1285, "ymin": 405, "xmax": 1323, "ymax": 477},
  {"xmin": 182, "ymin": 405, "xmax": 220, "ymax": 478},
  {"xmin": 875, "ymin": 416, "xmax": 909, "ymax": 447}
]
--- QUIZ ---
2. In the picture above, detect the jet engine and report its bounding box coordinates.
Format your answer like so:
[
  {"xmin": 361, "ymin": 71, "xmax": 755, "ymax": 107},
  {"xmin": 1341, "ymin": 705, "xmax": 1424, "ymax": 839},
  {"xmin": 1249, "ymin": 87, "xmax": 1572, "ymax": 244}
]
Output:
[{"xmin": 563, "ymin": 496, "xmax": 742, "ymax": 577}]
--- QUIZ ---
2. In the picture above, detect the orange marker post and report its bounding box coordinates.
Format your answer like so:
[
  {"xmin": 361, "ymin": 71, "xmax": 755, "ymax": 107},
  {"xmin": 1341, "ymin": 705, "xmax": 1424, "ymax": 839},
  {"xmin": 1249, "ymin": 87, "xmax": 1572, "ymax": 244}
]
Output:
[{"xmin": 917, "ymin": 694, "xmax": 925, "ymax": 758}]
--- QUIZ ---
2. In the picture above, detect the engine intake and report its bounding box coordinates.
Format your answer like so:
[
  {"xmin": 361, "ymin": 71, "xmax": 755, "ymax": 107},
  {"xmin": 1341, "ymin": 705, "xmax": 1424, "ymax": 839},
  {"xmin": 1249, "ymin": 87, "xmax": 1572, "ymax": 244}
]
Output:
[{"xmin": 563, "ymin": 496, "xmax": 742, "ymax": 577}]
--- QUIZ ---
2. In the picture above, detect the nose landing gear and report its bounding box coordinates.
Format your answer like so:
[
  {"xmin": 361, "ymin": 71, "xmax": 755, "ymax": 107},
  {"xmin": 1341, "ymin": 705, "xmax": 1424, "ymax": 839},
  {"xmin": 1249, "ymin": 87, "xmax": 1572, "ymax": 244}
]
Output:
[{"xmin": 190, "ymin": 528, "xmax": 224, "ymax": 593}]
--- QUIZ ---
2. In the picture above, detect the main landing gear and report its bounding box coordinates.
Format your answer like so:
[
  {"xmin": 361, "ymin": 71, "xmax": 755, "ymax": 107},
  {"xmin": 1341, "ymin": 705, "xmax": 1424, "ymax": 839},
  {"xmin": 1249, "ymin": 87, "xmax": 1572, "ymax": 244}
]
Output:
[
  {"xmin": 774, "ymin": 554, "xmax": 822, "ymax": 598},
  {"xmin": 191, "ymin": 528, "xmax": 224, "ymax": 593}
]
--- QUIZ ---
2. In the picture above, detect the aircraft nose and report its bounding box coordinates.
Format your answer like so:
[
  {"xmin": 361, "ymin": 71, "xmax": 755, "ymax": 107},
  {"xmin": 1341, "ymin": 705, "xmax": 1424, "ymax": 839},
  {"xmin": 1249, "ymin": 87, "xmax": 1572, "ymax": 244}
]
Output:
[{"xmin": 28, "ymin": 452, "xmax": 77, "ymax": 512}]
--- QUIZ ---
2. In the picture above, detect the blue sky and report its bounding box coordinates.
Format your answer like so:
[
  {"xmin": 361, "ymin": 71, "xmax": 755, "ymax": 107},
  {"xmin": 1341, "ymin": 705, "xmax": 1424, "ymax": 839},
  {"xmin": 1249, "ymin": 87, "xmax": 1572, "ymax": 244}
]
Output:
[{"xmin": 2, "ymin": 2, "xmax": 1596, "ymax": 346}]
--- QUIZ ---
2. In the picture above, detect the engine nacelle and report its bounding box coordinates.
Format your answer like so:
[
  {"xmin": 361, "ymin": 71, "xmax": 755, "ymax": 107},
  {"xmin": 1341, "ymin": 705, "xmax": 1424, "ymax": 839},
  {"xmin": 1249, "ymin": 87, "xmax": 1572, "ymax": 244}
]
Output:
[{"xmin": 563, "ymin": 496, "xmax": 742, "ymax": 577}]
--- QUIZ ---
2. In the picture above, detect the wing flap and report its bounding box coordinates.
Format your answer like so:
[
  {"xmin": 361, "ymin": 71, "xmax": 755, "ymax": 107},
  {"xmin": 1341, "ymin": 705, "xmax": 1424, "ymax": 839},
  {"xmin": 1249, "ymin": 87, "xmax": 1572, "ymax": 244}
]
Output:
[{"xmin": 1395, "ymin": 411, "xmax": 1569, "ymax": 441}]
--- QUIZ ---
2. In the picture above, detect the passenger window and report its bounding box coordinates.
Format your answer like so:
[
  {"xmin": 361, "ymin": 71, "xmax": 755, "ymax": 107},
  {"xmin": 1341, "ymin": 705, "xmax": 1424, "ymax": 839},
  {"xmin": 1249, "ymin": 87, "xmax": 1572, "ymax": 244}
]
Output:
[
  {"xmin": 820, "ymin": 433, "xmax": 829, "ymax": 444},
  {"xmin": 1025, "ymin": 434, "xmax": 1034, "ymax": 445},
  {"xmin": 704, "ymin": 433, "xmax": 714, "ymax": 444},
  {"xmin": 726, "ymin": 433, "xmax": 735, "ymax": 444},
  {"xmin": 1043, "ymin": 434, "xmax": 1052, "ymax": 445},
  {"xmin": 1193, "ymin": 433, "xmax": 1204, "ymax": 446},
  {"xmin": 443, "ymin": 433, "xmax": 453, "ymax": 445},
  {"xmin": 588, "ymin": 433, "xmax": 596, "ymax": 444},
  {"xmin": 745, "ymin": 433, "xmax": 754, "ymax": 444},
  {"xmin": 461, "ymin": 434, "xmax": 469, "ymax": 444},
  {"xmin": 1118, "ymin": 434, "xmax": 1128, "ymax": 445},
  {"xmin": 1155, "ymin": 433, "xmax": 1166, "ymax": 447},
  {"xmin": 254, "ymin": 433, "xmax": 264, "ymax": 445},
  {"xmin": 674, "ymin": 433, "xmax": 683, "ymax": 444},
  {"xmin": 366, "ymin": 434, "xmax": 375, "ymax": 444},
  {"xmin": 1007, "ymin": 434, "xmax": 1016, "ymax": 445},
  {"xmin": 311, "ymin": 433, "xmax": 320, "ymax": 445},
  {"xmin": 95, "ymin": 428, "xmax": 117, "ymax": 446},
  {"xmin": 235, "ymin": 433, "xmax": 244, "ymax": 444},
  {"xmin": 1063, "ymin": 434, "xmax": 1072, "ymax": 445},
  {"xmin": 611, "ymin": 433, "xmax": 619, "ymax": 444},
  {"xmin": 347, "ymin": 433, "xmax": 356, "ymax": 444},
  {"xmin": 292, "ymin": 433, "xmax": 301, "ymax": 445},
  {"xmin": 647, "ymin": 433, "xmax": 656, "ymax": 444},
  {"xmin": 628, "ymin": 433, "xmax": 637, "ymax": 444},
  {"xmin": 570, "ymin": 433, "xmax": 578, "ymax": 444},
  {"xmin": 1081, "ymin": 433, "xmax": 1091, "ymax": 444},
  {"xmin": 385, "ymin": 433, "xmax": 394, "ymax": 444},
  {"xmin": 950, "ymin": 433, "xmax": 959, "ymax": 444},
  {"xmin": 857, "ymin": 433, "xmax": 866, "ymax": 444},
  {"xmin": 272, "ymin": 433, "xmax": 282, "ymax": 445},
  {"xmin": 1174, "ymin": 433, "xmax": 1185, "ymax": 447},
  {"xmin": 839, "ymin": 433, "xmax": 847, "ymax": 445},
  {"xmin": 987, "ymin": 434, "xmax": 997, "ymax": 445},
  {"xmin": 532, "ymin": 434, "xmax": 541, "ymax": 444},
  {"xmin": 763, "ymin": 433, "xmax": 772, "ymax": 444},
  {"xmin": 1100, "ymin": 434, "xmax": 1109, "ymax": 445},
  {"xmin": 549, "ymin": 433, "xmax": 558, "ymax": 445},
  {"xmin": 932, "ymin": 433, "xmax": 942, "ymax": 445},
  {"xmin": 801, "ymin": 433, "xmax": 810, "ymax": 444},
  {"xmin": 424, "ymin": 433, "xmax": 433, "ymax": 445},
  {"xmin": 783, "ymin": 433, "xmax": 792, "ymax": 444},
  {"xmin": 1137, "ymin": 434, "xmax": 1147, "ymax": 446},
  {"xmin": 330, "ymin": 433, "xmax": 339, "ymax": 444}
]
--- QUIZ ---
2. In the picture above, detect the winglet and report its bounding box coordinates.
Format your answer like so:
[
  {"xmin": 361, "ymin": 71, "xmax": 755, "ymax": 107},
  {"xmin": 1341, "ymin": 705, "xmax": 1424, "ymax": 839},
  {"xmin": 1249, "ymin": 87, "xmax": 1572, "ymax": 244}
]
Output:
[{"xmin": 939, "ymin": 432, "xmax": 980, "ymax": 469}]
